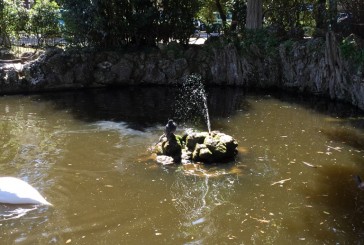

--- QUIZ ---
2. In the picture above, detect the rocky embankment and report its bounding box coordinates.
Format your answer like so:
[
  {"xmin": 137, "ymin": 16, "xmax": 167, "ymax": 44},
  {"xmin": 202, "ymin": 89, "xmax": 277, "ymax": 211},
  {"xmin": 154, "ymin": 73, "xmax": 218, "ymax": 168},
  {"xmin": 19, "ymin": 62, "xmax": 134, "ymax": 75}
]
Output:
[{"xmin": 0, "ymin": 32, "xmax": 363, "ymax": 109}]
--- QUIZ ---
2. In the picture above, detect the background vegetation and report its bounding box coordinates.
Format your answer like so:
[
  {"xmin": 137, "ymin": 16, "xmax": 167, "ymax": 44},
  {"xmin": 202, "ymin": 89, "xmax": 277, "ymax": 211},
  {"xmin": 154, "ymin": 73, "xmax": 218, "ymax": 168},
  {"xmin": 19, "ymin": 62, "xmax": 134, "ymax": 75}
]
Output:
[{"xmin": 0, "ymin": 0, "xmax": 363, "ymax": 52}]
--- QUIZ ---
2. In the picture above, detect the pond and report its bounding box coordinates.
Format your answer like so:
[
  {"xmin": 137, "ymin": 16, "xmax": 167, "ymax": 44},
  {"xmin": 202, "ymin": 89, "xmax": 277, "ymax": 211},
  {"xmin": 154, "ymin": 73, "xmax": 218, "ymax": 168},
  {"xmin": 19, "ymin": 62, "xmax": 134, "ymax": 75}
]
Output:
[{"xmin": 0, "ymin": 87, "xmax": 364, "ymax": 244}]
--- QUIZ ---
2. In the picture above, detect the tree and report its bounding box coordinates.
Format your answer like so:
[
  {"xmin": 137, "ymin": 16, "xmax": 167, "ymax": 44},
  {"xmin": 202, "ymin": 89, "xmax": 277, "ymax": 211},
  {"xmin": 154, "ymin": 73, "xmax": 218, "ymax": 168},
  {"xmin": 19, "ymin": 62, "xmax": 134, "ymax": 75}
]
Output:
[
  {"xmin": 0, "ymin": 0, "xmax": 28, "ymax": 48},
  {"xmin": 215, "ymin": 0, "xmax": 227, "ymax": 26},
  {"xmin": 197, "ymin": 0, "xmax": 231, "ymax": 25},
  {"xmin": 314, "ymin": 0, "xmax": 327, "ymax": 30},
  {"xmin": 29, "ymin": 0, "xmax": 61, "ymax": 46},
  {"xmin": 57, "ymin": 0, "xmax": 199, "ymax": 48},
  {"xmin": 339, "ymin": 0, "xmax": 364, "ymax": 37},
  {"xmin": 159, "ymin": 0, "xmax": 199, "ymax": 46},
  {"xmin": 262, "ymin": 0, "xmax": 315, "ymax": 39},
  {"xmin": 56, "ymin": 0, "xmax": 97, "ymax": 46},
  {"xmin": 328, "ymin": 0, "xmax": 337, "ymax": 29},
  {"xmin": 231, "ymin": 0, "xmax": 247, "ymax": 32},
  {"xmin": 245, "ymin": 0, "xmax": 262, "ymax": 29}
]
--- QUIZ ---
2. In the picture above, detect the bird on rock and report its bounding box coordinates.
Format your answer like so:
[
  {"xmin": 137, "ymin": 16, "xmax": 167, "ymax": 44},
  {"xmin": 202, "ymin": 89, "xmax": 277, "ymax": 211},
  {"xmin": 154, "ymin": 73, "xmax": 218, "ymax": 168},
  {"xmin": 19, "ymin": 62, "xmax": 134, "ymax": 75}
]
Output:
[{"xmin": 165, "ymin": 119, "xmax": 177, "ymax": 140}]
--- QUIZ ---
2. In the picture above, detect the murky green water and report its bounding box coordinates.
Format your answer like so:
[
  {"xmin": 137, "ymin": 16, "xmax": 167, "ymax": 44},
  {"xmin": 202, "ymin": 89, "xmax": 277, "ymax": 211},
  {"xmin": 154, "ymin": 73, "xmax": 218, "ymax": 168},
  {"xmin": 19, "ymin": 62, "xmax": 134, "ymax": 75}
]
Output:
[{"xmin": 0, "ymin": 87, "xmax": 364, "ymax": 244}]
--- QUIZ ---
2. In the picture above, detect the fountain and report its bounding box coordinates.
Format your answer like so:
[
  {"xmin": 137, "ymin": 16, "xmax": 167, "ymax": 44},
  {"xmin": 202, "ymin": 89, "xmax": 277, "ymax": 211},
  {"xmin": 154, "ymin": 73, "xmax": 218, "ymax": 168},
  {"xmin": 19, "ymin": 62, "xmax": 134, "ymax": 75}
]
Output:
[
  {"xmin": 174, "ymin": 74, "xmax": 211, "ymax": 133},
  {"xmin": 154, "ymin": 75, "xmax": 238, "ymax": 165}
]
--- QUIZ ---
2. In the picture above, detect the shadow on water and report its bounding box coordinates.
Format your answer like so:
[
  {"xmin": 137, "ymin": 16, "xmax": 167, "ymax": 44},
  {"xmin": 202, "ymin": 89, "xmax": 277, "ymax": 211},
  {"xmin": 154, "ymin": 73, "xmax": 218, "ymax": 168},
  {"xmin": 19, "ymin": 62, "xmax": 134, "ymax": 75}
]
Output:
[
  {"xmin": 321, "ymin": 127, "xmax": 364, "ymax": 151},
  {"xmin": 33, "ymin": 86, "xmax": 248, "ymax": 130},
  {"xmin": 269, "ymin": 90, "xmax": 364, "ymax": 128},
  {"xmin": 266, "ymin": 90, "xmax": 364, "ymax": 152},
  {"xmin": 298, "ymin": 164, "xmax": 364, "ymax": 242}
]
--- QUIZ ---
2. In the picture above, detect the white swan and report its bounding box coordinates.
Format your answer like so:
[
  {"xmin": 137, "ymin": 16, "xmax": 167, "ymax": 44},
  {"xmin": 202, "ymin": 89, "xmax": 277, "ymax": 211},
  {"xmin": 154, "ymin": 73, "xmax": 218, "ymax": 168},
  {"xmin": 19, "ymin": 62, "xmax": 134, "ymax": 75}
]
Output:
[{"xmin": 0, "ymin": 177, "xmax": 51, "ymax": 205}]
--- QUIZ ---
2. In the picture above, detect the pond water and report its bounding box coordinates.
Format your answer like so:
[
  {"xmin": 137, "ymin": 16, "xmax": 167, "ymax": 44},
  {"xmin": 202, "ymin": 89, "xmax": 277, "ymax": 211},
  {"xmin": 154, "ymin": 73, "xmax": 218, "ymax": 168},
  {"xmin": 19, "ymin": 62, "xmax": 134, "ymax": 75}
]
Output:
[{"xmin": 0, "ymin": 87, "xmax": 364, "ymax": 244}]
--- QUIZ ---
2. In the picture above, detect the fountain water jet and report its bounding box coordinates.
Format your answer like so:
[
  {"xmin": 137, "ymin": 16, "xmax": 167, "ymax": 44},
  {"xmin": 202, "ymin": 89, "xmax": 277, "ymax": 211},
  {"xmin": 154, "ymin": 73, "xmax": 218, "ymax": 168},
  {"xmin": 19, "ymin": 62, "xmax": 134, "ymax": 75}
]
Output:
[{"xmin": 175, "ymin": 74, "xmax": 211, "ymax": 133}]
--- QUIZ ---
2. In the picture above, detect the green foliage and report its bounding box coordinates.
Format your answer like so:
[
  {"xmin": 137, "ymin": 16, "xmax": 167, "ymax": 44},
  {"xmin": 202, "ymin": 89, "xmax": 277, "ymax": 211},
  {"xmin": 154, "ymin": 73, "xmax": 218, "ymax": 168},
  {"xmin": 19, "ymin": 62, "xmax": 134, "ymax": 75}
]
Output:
[
  {"xmin": 340, "ymin": 36, "xmax": 364, "ymax": 67},
  {"xmin": 264, "ymin": 0, "xmax": 315, "ymax": 38},
  {"xmin": 159, "ymin": 0, "xmax": 199, "ymax": 46},
  {"xmin": 29, "ymin": 0, "xmax": 61, "ymax": 45},
  {"xmin": 57, "ymin": 0, "xmax": 95, "ymax": 46},
  {"xmin": 239, "ymin": 28, "xmax": 279, "ymax": 57},
  {"xmin": 282, "ymin": 39, "xmax": 295, "ymax": 52},
  {"xmin": 161, "ymin": 41, "xmax": 185, "ymax": 59},
  {"xmin": 0, "ymin": 0, "xmax": 28, "ymax": 47},
  {"xmin": 231, "ymin": 0, "xmax": 247, "ymax": 32},
  {"xmin": 197, "ymin": 0, "xmax": 232, "ymax": 24},
  {"xmin": 57, "ymin": 0, "xmax": 199, "ymax": 49}
]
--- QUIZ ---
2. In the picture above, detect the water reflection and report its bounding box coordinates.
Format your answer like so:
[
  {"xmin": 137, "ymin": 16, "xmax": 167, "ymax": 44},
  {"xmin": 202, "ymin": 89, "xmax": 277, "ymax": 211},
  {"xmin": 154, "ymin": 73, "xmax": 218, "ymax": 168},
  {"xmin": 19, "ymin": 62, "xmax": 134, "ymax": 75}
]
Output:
[
  {"xmin": 0, "ymin": 205, "xmax": 37, "ymax": 221},
  {"xmin": 34, "ymin": 87, "xmax": 247, "ymax": 130},
  {"xmin": 170, "ymin": 170, "xmax": 238, "ymax": 243}
]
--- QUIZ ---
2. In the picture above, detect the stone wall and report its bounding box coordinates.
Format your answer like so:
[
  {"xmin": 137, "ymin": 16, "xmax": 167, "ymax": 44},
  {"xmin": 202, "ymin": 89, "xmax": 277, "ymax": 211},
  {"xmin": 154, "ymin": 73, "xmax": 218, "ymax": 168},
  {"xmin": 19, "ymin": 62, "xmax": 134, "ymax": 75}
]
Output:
[
  {"xmin": 278, "ymin": 33, "xmax": 364, "ymax": 110},
  {"xmin": 0, "ymin": 33, "xmax": 363, "ymax": 109}
]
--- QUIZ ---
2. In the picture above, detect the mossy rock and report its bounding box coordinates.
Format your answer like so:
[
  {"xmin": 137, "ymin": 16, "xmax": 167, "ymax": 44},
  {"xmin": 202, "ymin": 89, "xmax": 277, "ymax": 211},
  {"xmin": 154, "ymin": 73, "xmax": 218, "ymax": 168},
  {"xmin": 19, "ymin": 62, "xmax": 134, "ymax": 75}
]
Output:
[
  {"xmin": 192, "ymin": 143, "xmax": 214, "ymax": 162},
  {"xmin": 194, "ymin": 132, "xmax": 238, "ymax": 163},
  {"xmin": 186, "ymin": 132, "xmax": 209, "ymax": 151},
  {"xmin": 155, "ymin": 134, "xmax": 182, "ymax": 162}
]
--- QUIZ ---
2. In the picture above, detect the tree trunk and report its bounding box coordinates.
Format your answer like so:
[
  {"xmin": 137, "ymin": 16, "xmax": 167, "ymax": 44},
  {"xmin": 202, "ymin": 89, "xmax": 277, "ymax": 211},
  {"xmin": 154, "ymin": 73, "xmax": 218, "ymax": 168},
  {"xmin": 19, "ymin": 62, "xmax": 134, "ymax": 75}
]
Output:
[
  {"xmin": 246, "ymin": 0, "xmax": 262, "ymax": 29},
  {"xmin": 314, "ymin": 0, "xmax": 326, "ymax": 30},
  {"xmin": 325, "ymin": 31, "xmax": 346, "ymax": 100},
  {"xmin": 215, "ymin": 0, "xmax": 226, "ymax": 26},
  {"xmin": 328, "ymin": 0, "xmax": 337, "ymax": 30}
]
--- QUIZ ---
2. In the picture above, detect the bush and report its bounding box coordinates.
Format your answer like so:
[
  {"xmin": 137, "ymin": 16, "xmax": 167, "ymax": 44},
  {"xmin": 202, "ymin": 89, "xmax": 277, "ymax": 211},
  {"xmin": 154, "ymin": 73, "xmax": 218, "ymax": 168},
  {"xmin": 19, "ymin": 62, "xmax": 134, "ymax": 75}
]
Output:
[
  {"xmin": 340, "ymin": 35, "xmax": 364, "ymax": 68},
  {"xmin": 239, "ymin": 28, "xmax": 279, "ymax": 57}
]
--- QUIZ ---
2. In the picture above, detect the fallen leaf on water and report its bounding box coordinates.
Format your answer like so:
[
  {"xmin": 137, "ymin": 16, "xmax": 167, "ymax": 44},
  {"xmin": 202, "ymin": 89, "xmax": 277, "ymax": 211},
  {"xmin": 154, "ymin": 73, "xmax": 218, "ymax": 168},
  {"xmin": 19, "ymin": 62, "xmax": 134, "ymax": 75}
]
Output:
[
  {"xmin": 250, "ymin": 216, "xmax": 270, "ymax": 224},
  {"xmin": 271, "ymin": 178, "xmax": 291, "ymax": 186},
  {"xmin": 327, "ymin": 145, "xmax": 342, "ymax": 152},
  {"xmin": 302, "ymin": 161, "xmax": 317, "ymax": 168}
]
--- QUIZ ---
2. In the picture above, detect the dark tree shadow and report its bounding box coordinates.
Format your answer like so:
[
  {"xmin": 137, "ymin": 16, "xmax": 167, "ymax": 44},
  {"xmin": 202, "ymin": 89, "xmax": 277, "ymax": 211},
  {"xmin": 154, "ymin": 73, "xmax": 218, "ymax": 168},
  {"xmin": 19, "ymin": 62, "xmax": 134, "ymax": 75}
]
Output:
[
  {"xmin": 33, "ymin": 86, "xmax": 248, "ymax": 130},
  {"xmin": 297, "ymin": 162, "xmax": 364, "ymax": 242},
  {"xmin": 269, "ymin": 90, "xmax": 364, "ymax": 129}
]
